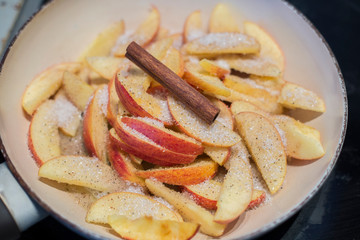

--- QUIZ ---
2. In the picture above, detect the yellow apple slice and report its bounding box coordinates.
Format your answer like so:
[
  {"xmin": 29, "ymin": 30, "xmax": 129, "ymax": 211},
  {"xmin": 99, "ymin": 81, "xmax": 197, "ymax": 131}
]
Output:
[
  {"xmin": 244, "ymin": 21, "xmax": 285, "ymax": 71},
  {"xmin": 235, "ymin": 112, "xmax": 286, "ymax": 194},
  {"xmin": 86, "ymin": 192, "xmax": 182, "ymax": 224},
  {"xmin": 62, "ymin": 71, "xmax": 94, "ymax": 111},
  {"xmin": 183, "ymin": 10, "xmax": 205, "ymax": 43},
  {"xmin": 155, "ymin": 27, "xmax": 169, "ymax": 40},
  {"xmin": 53, "ymin": 93, "xmax": 81, "ymax": 137},
  {"xmin": 83, "ymin": 86, "xmax": 109, "ymax": 163},
  {"xmin": 209, "ymin": 3, "xmax": 240, "ymax": 33},
  {"xmin": 136, "ymin": 158, "xmax": 218, "ymax": 185},
  {"xmin": 146, "ymin": 38, "xmax": 174, "ymax": 60},
  {"xmin": 145, "ymin": 179, "xmax": 227, "ymax": 237},
  {"xmin": 230, "ymin": 100, "xmax": 269, "ymax": 117},
  {"xmin": 108, "ymin": 215, "xmax": 198, "ymax": 240},
  {"xmin": 184, "ymin": 33, "xmax": 259, "ymax": 57},
  {"xmin": 38, "ymin": 155, "xmax": 125, "ymax": 192},
  {"xmin": 278, "ymin": 82, "xmax": 326, "ymax": 112},
  {"xmin": 113, "ymin": 7, "xmax": 160, "ymax": 57},
  {"xmin": 183, "ymin": 62, "xmax": 230, "ymax": 97},
  {"xmin": 223, "ymin": 55, "xmax": 281, "ymax": 77},
  {"xmin": 22, "ymin": 62, "xmax": 82, "ymax": 115},
  {"xmin": 270, "ymin": 115, "xmax": 325, "ymax": 160},
  {"xmin": 28, "ymin": 100, "xmax": 60, "ymax": 166},
  {"xmin": 214, "ymin": 150, "xmax": 253, "ymax": 223},
  {"xmin": 199, "ymin": 59, "xmax": 230, "ymax": 79},
  {"xmin": 78, "ymin": 20, "xmax": 125, "ymax": 61},
  {"xmin": 168, "ymin": 95, "xmax": 241, "ymax": 147},
  {"xmin": 85, "ymin": 56, "xmax": 125, "ymax": 80}
]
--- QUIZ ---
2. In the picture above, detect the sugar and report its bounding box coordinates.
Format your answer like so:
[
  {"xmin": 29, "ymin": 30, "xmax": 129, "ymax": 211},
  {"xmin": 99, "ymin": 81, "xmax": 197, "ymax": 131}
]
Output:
[
  {"xmin": 215, "ymin": 59, "xmax": 230, "ymax": 70},
  {"xmin": 53, "ymin": 95, "xmax": 81, "ymax": 129},
  {"xmin": 197, "ymin": 33, "xmax": 254, "ymax": 49},
  {"xmin": 187, "ymin": 29, "xmax": 205, "ymax": 42},
  {"xmin": 96, "ymin": 85, "xmax": 109, "ymax": 116}
]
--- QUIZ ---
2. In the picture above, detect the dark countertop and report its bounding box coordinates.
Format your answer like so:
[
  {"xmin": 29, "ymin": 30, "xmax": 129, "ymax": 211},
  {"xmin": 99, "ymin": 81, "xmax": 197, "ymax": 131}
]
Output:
[{"xmin": 1, "ymin": 0, "xmax": 359, "ymax": 239}]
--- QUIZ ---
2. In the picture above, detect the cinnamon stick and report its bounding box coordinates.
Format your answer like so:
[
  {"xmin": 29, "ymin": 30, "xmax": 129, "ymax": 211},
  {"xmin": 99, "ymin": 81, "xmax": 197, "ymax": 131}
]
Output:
[{"xmin": 125, "ymin": 41, "xmax": 219, "ymax": 124}]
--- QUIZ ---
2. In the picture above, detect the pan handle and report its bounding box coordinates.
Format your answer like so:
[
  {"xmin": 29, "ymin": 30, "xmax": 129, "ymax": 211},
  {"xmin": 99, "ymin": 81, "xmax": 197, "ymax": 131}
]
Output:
[{"xmin": 0, "ymin": 163, "xmax": 48, "ymax": 238}]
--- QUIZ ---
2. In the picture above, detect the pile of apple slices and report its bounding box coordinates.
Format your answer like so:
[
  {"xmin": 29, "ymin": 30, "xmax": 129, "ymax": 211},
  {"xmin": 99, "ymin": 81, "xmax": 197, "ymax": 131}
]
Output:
[{"xmin": 22, "ymin": 3, "xmax": 326, "ymax": 239}]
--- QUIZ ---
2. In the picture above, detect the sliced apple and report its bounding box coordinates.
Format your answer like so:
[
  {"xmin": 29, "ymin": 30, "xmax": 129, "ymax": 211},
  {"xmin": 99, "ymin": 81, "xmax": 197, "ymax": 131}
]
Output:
[
  {"xmin": 107, "ymin": 76, "xmax": 129, "ymax": 127},
  {"xmin": 145, "ymin": 179, "xmax": 227, "ymax": 237},
  {"xmin": 146, "ymin": 38, "xmax": 174, "ymax": 60},
  {"xmin": 108, "ymin": 143, "xmax": 145, "ymax": 186},
  {"xmin": 168, "ymin": 95, "xmax": 241, "ymax": 147},
  {"xmin": 62, "ymin": 71, "xmax": 95, "ymax": 111},
  {"xmin": 214, "ymin": 153, "xmax": 252, "ymax": 223},
  {"xmin": 78, "ymin": 20, "xmax": 125, "ymax": 61},
  {"xmin": 223, "ymin": 55, "xmax": 281, "ymax": 77},
  {"xmin": 53, "ymin": 93, "xmax": 81, "ymax": 137},
  {"xmin": 278, "ymin": 82, "xmax": 326, "ymax": 113},
  {"xmin": 83, "ymin": 86, "xmax": 109, "ymax": 163},
  {"xmin": 155, "ymin": 27, "xmax": 169, "ymax": 40},
  {"xmin": 114, "ymin": 118, "xmax": 198, "ymax": 165},
  {"xmin": 270, "ymin": 114, "xmax": 325, "ymax": 160},
  {"xmin": 108, "ymin": 215, "xmax": 198, "ymax": 240},
  {"xmin": 167, "ymin": 33, "xmax": 184, "ymax": 50},
  {"xmin": 86, "ymin": 192, "xmax": 182, "ymax": 224},
  {"xmin": 209, "ymin": 3, "xmax": 240, "ymax": 33},
  {"xmin": 85, "ymin": 56, "xmax": 125, "ymax": 80},
  {"xmin": 184, "ymin": 33, "xmax": 259, "ymax": 57},
  {"xmin": 115, "ymin": 67, "xmax": 174, "ymax": 125},
  {"xmin": 109, "ymin": 128, "xmax": 176, "ymax": 166},
  {"xmin": 28, "ymin": 100, "xmax": 60, "ymax": 166},
  {"xmin": 22, "ymin": 62, "xmax": 82, "ymax": 115},
  {"xmin": 235, "ymin": 112, "xmax": 286, "ymax": 194},
  {"xmin": 136, "ymin": 158, "xmax": 218, "ymax": 185},
  {"xmin": 183, "ymin": 62, "xmax": 230, "ymax": 97},
  {"xmin": 183, "ymin": 10, "xmax": 205, "ymax": 43},
  {"xmin": 129, "ymin": 154, "xmax": 143, "ymax": 165},
  {"xmin": 204, "ymin": 147, "xmax": 231, "ymax": 166},
  {"xmin": 162, "ymin": 46, "xmax": 184, "ymax": 77},
  {"xmin": 38, "ymin": 155, "xmax": 125, "ymax": 192},
  {"xmin": 199, "ymin": 59, "xmax": 230, "ymax": 79},
  {"xmin": 183, "ymin": 180, "xmax": 221, "ymax": 210},
  {"xmin": 120, "ymin": 116, "xmax": 203, "ymax": 155},
  {"xmin": 247, "ymin": 189, "xmax": 266, "ymax": 209},
  {"xmin": 244, "ymin": 21, "xmax": 285, "ymax": 71},
  {"xmin": 113, "ymin": 7, "xmax": 160, "ymax": 57},
  {"xmin": 230, "ymin": 100, "xmax": 269, "ymax": 117}
]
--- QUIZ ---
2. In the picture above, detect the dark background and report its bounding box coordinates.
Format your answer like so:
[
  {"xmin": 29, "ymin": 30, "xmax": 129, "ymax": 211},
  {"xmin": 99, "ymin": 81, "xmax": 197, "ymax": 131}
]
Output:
[{"xmin": 1, "ymin": 0, "xmax": 359, "ymax": 239}]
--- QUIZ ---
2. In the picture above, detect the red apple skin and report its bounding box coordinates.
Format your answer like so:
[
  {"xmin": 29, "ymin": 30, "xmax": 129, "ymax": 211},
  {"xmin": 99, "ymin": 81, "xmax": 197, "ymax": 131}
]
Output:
[
  {"xmin": 114, "ymin": 120, "xmax": 197, "ymax": 165},
  {"xmin": 107, "ymin": 143, "xmax": 145, "ymax": 186},
  {"xmin": 109, "ymin": 128, "xmax": 176, "ymax": 167},
  {"xmin": 82, "ymin": 95, "xmax": 97, "ymax": 159},
  {"xmin": 183, "ymin": 187, "xmax": 218, "ymax": 210},
  {"xmin": 247, "ymin": 190, "xmax": 266, "ymax": 209},
  {"xmin": 120, "ymin": 117, "xmax": 204, "ymax": 155}
]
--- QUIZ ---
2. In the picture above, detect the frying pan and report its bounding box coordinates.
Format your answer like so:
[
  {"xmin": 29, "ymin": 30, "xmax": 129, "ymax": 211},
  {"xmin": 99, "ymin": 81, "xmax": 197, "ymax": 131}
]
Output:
[{"xmin": 0, "ymin": 0, "xmax": 347, "ymax": 239}]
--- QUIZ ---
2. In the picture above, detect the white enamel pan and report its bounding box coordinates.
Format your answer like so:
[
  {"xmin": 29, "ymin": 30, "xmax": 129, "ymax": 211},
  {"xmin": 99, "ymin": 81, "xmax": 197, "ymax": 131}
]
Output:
[{"xmin": 0, "ymin": 0, "xmax": 347, "ymax": 239}]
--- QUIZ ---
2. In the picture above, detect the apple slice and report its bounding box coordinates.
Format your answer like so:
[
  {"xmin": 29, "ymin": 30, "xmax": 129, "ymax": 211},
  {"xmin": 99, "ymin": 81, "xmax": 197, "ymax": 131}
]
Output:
[
  {"xmin": 223, "ymin": 55, "xmax": 281, "ymax": 77},
  {"xmin": 28, "ymin": 100, "xmax": 60, "ymax": 166},
  {"xmin": 244, "ymin": 21, "xmax": 285, "ymax": 72},
  {"xmin": 145, "ymin": 179, "xmax": 227, "ymax": 237},
  {"xmin": 108, "ymin": 215, "xmax": 198, "ymax": 240},
  {"xmin": 183, "ymin": 180, "xmax": 221, "ymax": 210},
  {"xmin": 155, "ymin": 27, "xmax": 169, "ymax": 40},
  {"xmin": 83, "ymin": 86, "xmax": 109, "ymax": 163},
  {"xmin": 136, "ymin": 158, "xmax": 218, "ymax": 185},
  {"xmin": 86, "ymin": 192, "xmax": 182, "ymax": 224},
  {"xmin": 184, "ymin": 33, "xmax": 259, "ymax": 57},
  {"xmin": 78, "ymin": 20, "xmax": 125, "ymax": 61},
  {"xmin": 204, "ymin": 147, "xmax": 231, "ymax": 166},
  {"xmin": 278, "ymin": 82, "xmax": 326, "ymax": 113},
  {"xmin": 209, "ymin": 3, "xmax": 240, "ymax": 33},
  {"xmin": 183, "ymin": 10, "xmax": 205, "ymax": 43},
  {"xmin": 62, "ymin": 71, "xmax": 95, "ymax": 111},
  {"xmin": 270, "ymin": 115, "xmax": 325, "ymax": 160},
  {"xmin": 114, "ymin": 118, "xmax": 198, "ymax": 165},
  {"xmin": 38, "ymin": 155, "xmax": 125, "ymax": 192},
  {"xmin": 113, "ymin": 7, "xmax": 160, "ymax": 57},
  {"xmin": 115, "ymin": 67, "xmax": 174, "ymax": 125},
  {"xmin": 85, "ymin": 56, "xmax": 125, "ymax": 80},
  {"xmin": 230, "ymin": 100, "xmax": 269, "ymax": 117},
  {"xmin": 108, "ymin": 143, "xmax": 145, "ymax": 186},
  {"xmin": 120, "ymin": 116, "xmax": 203, "ymax": 155},
  {"xmin": 199, "ymin": 59, "xmax": 230, "ymax": 79},
  {"xmin": 162, "ymin": 46, "xmax": 184, "ymax": 77},
  {"xmin": 22, "ymin": 62, "xmax": 82, "ymax": 115},
  {"xmin": 107, "ymin": 76, "xmax": 129, "ymax": 127},
  {"xmin": 167, "ymin": 33, "xmax": 184, "ymax": 50},
  {"xmin": 168, "ymin": 95, "xmax": 241, "ymax": 147},
  {"xmin": 109, "ymin": 128, "xmax": 176, "ymax": 166},
  {"xmin": 184, "ymin": 62, "xmax": 230, "ymax": 97},
  {"xmin": 129, "ymin": 154, "xmax": 143, "ymax": 165},
  {"xmin": 235, "ymin": 112, "xmax": 286, "ymax": 194},
  {"xmin": 146, "ymin": 38, "xmax": 174, "ymax": 60},
  {"xmin": 214, "ymin": 152, "xmax": 253, "ymax": 223},
  {"xmin": 247, "ymin": 189, "xmax": 266, "ymax": 209}
]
